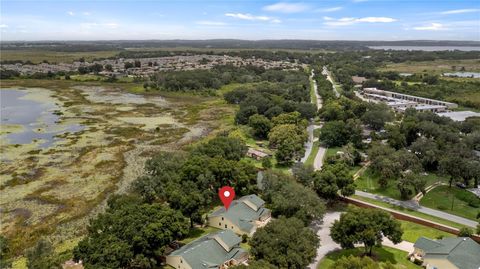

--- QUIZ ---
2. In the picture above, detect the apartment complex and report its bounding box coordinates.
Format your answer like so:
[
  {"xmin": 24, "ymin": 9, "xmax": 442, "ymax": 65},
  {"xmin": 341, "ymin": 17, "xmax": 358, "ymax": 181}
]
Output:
[{"xmin": 361, "ymin": 88, "xmax": 458, "ymax": 113}]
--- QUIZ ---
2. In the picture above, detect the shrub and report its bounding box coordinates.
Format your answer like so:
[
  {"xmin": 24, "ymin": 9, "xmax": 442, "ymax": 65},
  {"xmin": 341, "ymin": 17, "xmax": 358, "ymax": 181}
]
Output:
[
  {"xmin": 413, "ymin": 258, "xmax": 423, "ymax": 265},
  {"xmin": 458, "ymin": 227, "xmax": 473, "ymax": 237},
  {"xmin": 242, "ymin": 234, "xmax": 248, "ymax": 243}
]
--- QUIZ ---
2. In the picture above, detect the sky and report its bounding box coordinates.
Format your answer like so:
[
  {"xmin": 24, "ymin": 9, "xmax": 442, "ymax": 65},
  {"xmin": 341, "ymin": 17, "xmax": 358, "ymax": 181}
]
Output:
[{"xmin": 1, "ymin": 0, "xmax": 479, "ymax": 41}]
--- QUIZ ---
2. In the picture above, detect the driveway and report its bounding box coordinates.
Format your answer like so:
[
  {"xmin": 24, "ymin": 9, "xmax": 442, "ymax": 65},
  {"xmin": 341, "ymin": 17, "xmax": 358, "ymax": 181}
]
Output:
[
  {"xmin": 308, "ymin": 212, "xmax": 342, "ymax": 269},
  {"xmin": 308, "ymin": 212, "xmax": 414, "ymax": 269}
]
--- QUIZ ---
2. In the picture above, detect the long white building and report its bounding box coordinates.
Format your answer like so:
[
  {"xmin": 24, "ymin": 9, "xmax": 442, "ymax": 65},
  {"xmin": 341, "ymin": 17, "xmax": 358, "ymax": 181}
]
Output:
[{"xmin": 361, "ymin": 88, "xmax": 458, "ymax": 113}]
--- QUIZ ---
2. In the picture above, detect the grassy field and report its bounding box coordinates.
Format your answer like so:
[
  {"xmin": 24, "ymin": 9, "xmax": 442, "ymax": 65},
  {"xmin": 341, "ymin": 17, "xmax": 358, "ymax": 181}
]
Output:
[
  {"xmin": 317, "ymin": 246, "xmax": 420, "ymax": 269},
  {"xmin": 351, "ymin": 195, "xmax": 468, "ymax": 229},
  {"xmin": 355, "ymin": 169, "xmax": 448, "ymax": 200},
  {"xmin": 400, "ymin": 220, "xmax": 452, "ymax": 243},
  {"xmin": 380, "ymin": 59, "xmax": 480, "ymax": 74},
  {"xmin": 305, "ymin": 141, "xmax": 320, "ymax": 167},
  {"xmin": 325, "ymin": 147, "xmax": 341, "ymax": 159},
  {"xmin": 420, "ymin": 185, "xmax": 480, "ymax": 221},
  {"xmin": 1, "ymin": 50, "xmax": 119, "ymax": 64}
]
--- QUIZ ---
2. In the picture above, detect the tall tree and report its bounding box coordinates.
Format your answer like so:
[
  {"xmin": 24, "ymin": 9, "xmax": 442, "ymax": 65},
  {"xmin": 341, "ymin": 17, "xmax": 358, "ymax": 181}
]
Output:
[
  {"xmin": 330, "ymin": 207, "xmax": 403, "ymax": 256},
  {"xmin": 250, "ymin": 217, "xmax": 319, "ymax": 269},
  {"xmin": 262, "ymin": 171, "xmax": 325, "ymax": 225},
  {"xmin": 248, "ymin": 114, "xmax": 272, "ymax": 139}
]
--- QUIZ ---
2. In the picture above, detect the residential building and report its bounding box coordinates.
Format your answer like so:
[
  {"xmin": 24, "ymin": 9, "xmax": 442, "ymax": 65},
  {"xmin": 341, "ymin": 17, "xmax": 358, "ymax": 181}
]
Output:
[
  {"xmin": 351, "ymin": 76, "xmax": 367, "ymax": 84},
  {"xmin": 166, "ymin": 230, "xmax": 248, "ymax": 269},
  {"xmin": 362, "ymin": 88, "xmax": 458, "ymax": 109},
  {"xmin": 412, "ymin": 236, "xmax": 480, "ymax": 269},
  {"xmin": 246, "ymin": 148, "xmax": 269, "ymax": 160},
  {"xmin": 208, "ymin": 194, "xmax": 271, "ymax": 236}
]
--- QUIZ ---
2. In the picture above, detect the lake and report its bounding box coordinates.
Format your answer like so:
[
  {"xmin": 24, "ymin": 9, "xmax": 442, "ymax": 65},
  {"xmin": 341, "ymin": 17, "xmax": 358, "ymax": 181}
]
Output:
[
  {"xmin": 0, "ymin": 88, "xmax": 84, "ymax": 148},
  {"xmin": 368, "ymin": 46, "xmax": 480, "ymax": 51},
  {"xmin": 443, "ymin": 72, "xmax": 480, "ymax": 78}
]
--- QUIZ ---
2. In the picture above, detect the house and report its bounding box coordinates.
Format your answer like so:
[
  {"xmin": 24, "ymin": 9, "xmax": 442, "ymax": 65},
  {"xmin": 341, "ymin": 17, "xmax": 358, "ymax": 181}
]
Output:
[
  {"xmin": 412, "ymin": 236, "xmax": 480, "ymax": 269},
  {"xmin": 351, "ymin": 76, "xmax": 367, "ymax": 85},
  {"xmin": 166, "ymin": 230, "xmax": 248, "ymax": 269},
  {"xmin": 246, "ymin": 148, "xmax": 269, "ymax": 160},
  {"xmin": 208, "ymin": 194, "xmax": 271, "ymax": 236}
]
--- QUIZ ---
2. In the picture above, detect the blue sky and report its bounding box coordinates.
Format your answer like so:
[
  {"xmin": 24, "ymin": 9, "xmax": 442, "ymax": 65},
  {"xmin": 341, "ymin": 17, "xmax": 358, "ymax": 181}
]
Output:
[{"xmin": 1, "ymin": 0, "xmax": 479, "ymax": 41}]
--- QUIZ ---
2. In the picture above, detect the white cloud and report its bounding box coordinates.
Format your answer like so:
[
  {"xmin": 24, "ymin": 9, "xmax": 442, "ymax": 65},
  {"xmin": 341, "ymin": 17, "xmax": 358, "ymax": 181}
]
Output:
[
  {"xmin": 196, "ymin": 21, "xmax": 227, "ymax": 26},
  {"xmin": 82, "ymin": 12, "xmax": 91, "ymax": 16},
  {"xmin": 324, "ymin": 16, "xmax": 397, "ymax": 26},
  {"xmin": 0, "ymin": 24, "xmax": 8, "ymax": 28},
  {"xmin": 413, "ymin": 23, "xmax": 448, "ymax": 31},
  {"xmin": 225, "ymin": 13, "xmax": 281, "ymax": 23},
  {"xmin": 316, "ymin": 6, "xmax": 343, "ymax": 13},
  {"xmin": 263, "ymin": 2, "xmax": 308, "ymax": 13},
  {"xmin": 440, "ymin": 9, "xmax": 479, "ymax": 15},
  {"xmin": 67, "ymin": 11, "xmax": 75, "ymax": 16}
]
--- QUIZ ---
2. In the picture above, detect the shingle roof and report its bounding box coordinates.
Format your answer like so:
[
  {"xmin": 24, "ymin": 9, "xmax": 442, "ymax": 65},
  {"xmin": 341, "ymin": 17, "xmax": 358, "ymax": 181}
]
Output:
[
  {"xmin": 415, "ymin": 237, "xmax": 480, "ymax": 269},
  {"xmin": 414, "ymin": 237, "xmax": 442, "ymax": 250},
  {"xmin": 209, "ymin": 194, "xmax": 270, "ymax": 234},
  {"xmin": 170, "ymin": 230, "xmax": 246, "ymax": 269},
  {"xmin": 240, "ymin": 194, "xmax": 265, "ymax": 209}
]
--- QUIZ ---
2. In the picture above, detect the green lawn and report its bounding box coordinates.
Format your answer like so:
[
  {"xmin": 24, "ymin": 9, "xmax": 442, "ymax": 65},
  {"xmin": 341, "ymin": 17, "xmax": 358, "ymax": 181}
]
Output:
[
  {"xmin": 317, "ymin": 246, "xmax": 420, "ymax": 269},
  {"xmin": 305, "ymin": 141, "xmax": 320, "ymax": 167},
  {"xmin": 355, "ymin": 169, "xmax": 448, "ymax": 200},
  {"xmin": 70, "ymin": 74, "xmax": 104, "ymax": 81},
  {"xmin": 325, "ymin": 147, "xmax": 341, "ymax": 159},
  {"xmin": 351, "ymin": 195, "xmax": 468, "ymax": 230},
  {"xmin": 400, "ymin": 220, "xmax": 452, "ymax": 243},
  {"xmin": 420, "ymin": 185, "xmax": 480, "ymax": 221}
]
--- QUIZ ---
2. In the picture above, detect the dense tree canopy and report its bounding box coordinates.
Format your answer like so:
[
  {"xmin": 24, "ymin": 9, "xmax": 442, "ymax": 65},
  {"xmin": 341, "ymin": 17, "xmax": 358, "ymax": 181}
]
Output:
[
  {"xmin": 73, "ymin": 195, "xmax": 189, "ymax": 269},
  {"xmin": 250, "ymin": 217, "xmax": 319, "ymax": 269},
  {"xmin": 262, "ymin": 171, "xmax": 325, "ymax": 225}
]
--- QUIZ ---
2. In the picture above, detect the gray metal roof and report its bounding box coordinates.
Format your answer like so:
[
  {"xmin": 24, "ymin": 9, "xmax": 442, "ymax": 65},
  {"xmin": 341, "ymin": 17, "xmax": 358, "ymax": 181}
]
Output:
[
  {"xmin": 415, "ymin": 237, "xmax": 480, "ymax": 269},
  {"xmin": 170, "ymin": 230, "xmax": 246, "ymax": 269},
  {"xmin": 209, "ymin": 194, "xmax": 270, "ymax": 233}
]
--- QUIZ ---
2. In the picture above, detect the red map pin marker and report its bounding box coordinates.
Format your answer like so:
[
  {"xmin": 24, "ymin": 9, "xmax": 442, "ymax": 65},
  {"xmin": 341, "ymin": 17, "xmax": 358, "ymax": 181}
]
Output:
[{"xmin": 219, "ymin": 186, "xmax": 235, "ymax": 210}]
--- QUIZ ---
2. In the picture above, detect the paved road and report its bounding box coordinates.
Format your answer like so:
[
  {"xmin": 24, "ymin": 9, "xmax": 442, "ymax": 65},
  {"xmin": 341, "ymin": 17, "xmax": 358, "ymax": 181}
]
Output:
[
  {"xmin": 355, "ymin": 190, "xmax": 478, "ymax": 228},
  {"xmin": 301, "ymin": 69, "xmax": 326, "ymax": 165},
  {"xmin": 313, "ymin": 145, "xmax": 326, "ymax": 171},
  {"xmin": 323, "ymin": 66, "xmax": 340, "ymax": 98},
  {"xmin": 308, "ymin": 212, "xmax": 414, "ymax": 269},
  {"xmin": 308, "ymin": 212, "xmax": 342, "ymax": 269}
]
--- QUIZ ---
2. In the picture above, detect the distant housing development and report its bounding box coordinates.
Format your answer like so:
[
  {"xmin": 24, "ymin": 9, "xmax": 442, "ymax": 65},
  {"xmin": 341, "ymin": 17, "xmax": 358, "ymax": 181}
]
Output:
[
  {"xmin": 208, "ymin": 194, "xmax": 271, "ymax": 236},
  {"xmin": 1, "ymin": 54, "xmax": 304, "ymax": 77},
  {"xmin": 166, "ymin": 230, "xmax": 248, "ymax": 269},
  {"xmin": 412, "ymin": 236, "xmax": 480, "ymax": 269}
]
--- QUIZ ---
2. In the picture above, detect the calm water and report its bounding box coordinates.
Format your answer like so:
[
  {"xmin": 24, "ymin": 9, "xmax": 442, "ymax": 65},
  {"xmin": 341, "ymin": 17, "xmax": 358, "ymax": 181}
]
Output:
[
  {"xmin": 443, "ymin": 72, "xmax": 480, "ymax": 78},
  {"xmin": 1, "ymin": 89, "xmax": 84, "ymax": 148},
  {"xmin": 369, "ymin": 46, "xmax": 480, "ymax": 51}
]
